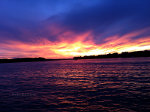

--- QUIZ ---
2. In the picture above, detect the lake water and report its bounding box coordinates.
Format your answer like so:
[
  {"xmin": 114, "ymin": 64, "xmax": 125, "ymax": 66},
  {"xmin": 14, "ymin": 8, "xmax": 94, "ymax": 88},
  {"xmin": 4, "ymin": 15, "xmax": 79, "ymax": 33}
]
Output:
[{"xmin": 0, "ymin": 58, "xmax": 150, "ymax": 112}]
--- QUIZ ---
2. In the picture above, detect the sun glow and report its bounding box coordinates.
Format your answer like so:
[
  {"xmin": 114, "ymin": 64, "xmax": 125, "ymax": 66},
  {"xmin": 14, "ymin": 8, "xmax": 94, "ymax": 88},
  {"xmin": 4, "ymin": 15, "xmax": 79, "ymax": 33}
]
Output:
[{"xmin": 0, "ymin": 29, "xmax": 150, "ymax": 59}]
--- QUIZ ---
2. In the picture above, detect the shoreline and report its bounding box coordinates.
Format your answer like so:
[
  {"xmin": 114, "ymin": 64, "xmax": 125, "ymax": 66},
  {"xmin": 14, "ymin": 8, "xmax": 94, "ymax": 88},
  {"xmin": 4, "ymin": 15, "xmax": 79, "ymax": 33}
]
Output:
[
  {"xmin": 73, "ymin": 50, "xmax": 150, "ymax": 60},
  {"xmin": 0, "ymin": 50, "xmax": 150, "ymax": 63},
  {"xmin": 0, "ymin": 57, "xmax": 150, "ymax": 63},
  {"xmin": 0, "ymin": 58, "xmax": 72, "ymax": 63}
]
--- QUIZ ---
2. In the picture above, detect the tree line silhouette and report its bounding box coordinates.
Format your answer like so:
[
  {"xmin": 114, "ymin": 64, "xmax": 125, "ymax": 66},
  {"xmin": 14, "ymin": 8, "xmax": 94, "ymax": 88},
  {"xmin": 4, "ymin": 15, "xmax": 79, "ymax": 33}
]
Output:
[
  {"xmin": 0, "ymin": 57, "xmax": 46, "ymax": 63},
  {"xmin": 0, "ymin": 57, "xmax": 69, "ymax": 63},
  {"xmin": 0, "ymin": 50, "xmax": 150, "ymax": 63},
  {"xmin": 73, "ymin": 50, "xmax": 150, "ymax": 60}
]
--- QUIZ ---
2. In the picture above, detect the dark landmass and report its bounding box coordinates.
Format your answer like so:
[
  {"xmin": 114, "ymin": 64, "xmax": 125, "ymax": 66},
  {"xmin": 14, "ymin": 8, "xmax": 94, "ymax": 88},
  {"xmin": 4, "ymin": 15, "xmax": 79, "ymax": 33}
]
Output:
[
  {"xmin": 73, "ymin": 50, "xmax": 150, "ymax": 60},
  {"xmin": 0, "ymin": 57, "xmax": 71, "ymax": 63},
  {"xmin": 1, "ymin": 50, "xmax": 150, "ymax": 63}
]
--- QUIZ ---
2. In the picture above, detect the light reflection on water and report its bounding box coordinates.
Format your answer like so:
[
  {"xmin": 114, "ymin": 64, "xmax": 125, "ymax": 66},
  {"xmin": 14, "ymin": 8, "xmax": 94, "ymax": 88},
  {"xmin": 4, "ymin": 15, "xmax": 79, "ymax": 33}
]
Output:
[{"xmin": 0, "ymin": 57, "xmax": 150, "ymax": 112}]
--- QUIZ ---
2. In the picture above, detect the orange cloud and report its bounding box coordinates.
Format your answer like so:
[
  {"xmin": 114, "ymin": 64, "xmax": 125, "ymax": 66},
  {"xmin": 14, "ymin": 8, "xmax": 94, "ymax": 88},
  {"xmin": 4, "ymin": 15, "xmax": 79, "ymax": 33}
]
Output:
[{"xmin": 0, "ymin": 29, "xmax": 150, "ymax": 59}]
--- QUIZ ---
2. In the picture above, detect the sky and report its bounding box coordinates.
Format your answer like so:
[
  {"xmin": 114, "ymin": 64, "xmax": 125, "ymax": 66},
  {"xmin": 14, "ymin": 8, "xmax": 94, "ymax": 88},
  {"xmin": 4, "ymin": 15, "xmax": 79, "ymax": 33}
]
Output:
[{"xmin": 0, "ymin": 0, "xmax": 150, "ymax": 59}]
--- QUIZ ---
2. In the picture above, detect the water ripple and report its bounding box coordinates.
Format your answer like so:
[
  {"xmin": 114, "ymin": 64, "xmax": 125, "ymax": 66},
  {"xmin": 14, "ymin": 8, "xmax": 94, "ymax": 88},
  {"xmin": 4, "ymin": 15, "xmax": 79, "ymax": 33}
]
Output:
[{"xmin": 0, "ymin": 57, "xmax": 150, "ymax": 112}]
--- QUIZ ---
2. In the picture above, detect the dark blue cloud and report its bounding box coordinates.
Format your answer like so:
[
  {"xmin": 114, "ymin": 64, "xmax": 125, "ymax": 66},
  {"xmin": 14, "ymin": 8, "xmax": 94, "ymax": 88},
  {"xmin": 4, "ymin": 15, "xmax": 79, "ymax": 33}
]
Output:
[
  {"xmin": 0, "ymin": 0, "xmax": 100, "ymax": 41},
  {"xmin": 46, "ymin": 0, "xmax": 150, "ymax": 43},
  {"xmin": 0, "ymin": 0, "xmax": 150, "ymax": 43}
]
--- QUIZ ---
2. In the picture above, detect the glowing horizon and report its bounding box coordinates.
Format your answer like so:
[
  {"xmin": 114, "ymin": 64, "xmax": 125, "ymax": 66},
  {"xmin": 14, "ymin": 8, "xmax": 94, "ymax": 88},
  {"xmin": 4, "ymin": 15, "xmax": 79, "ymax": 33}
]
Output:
[{"xmin": 0, "ymin": 28, "xmax": 150, "ymax": 59}]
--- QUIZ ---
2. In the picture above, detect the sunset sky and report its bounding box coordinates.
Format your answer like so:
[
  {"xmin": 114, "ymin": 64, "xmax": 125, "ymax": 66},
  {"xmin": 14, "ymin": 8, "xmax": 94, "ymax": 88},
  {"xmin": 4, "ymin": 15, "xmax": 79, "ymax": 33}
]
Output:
[{"xmin": 0, "ymin": 0, "xmax": 150, "ymax": 59}]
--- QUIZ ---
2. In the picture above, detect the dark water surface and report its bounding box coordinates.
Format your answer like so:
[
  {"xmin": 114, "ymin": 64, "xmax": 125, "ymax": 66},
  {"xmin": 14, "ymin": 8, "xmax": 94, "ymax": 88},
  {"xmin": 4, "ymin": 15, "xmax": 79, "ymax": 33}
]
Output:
[{"xmin": 0, "ymin": 58, "xmax": 150, "ymax": 112}]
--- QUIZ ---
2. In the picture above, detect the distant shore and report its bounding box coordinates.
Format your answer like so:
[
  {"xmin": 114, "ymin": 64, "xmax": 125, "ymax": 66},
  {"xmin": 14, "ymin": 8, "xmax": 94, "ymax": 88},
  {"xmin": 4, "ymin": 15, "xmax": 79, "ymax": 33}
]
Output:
[
  {"xmin": 73, "ymin": 50, "xmax": 150, "ymax": 60},
  {"xmin": 0, "ymin": 50, "xmax": 150, "ymax": 63},
  {"xmin": 0, "ymin": 57, "xmax": 71, "ymax": 63}
]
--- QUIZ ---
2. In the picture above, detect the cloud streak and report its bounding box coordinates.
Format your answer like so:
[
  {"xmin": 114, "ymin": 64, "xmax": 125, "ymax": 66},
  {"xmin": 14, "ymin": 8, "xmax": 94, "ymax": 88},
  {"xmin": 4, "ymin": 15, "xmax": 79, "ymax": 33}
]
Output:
[{"xmin": 0, "ymin": 28, "xmax": 150, "ymax": 59}]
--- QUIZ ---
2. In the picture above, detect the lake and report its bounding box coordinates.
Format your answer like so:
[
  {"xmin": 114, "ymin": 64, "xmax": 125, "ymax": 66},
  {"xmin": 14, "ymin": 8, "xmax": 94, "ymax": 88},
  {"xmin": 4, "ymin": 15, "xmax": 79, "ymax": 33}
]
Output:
[{"xmin": 0, "ymin": 57, "xmax": 150, "ymax": 112}]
